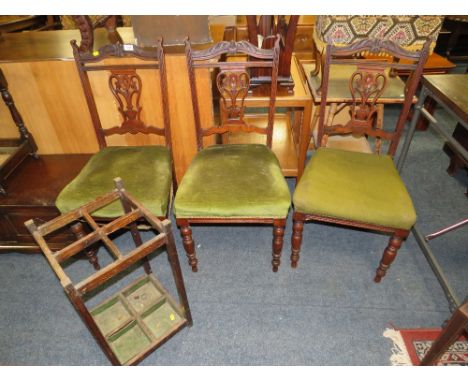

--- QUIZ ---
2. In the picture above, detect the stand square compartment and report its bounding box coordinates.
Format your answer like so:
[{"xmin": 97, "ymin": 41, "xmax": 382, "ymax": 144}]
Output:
[
  {"xmin": 142, "ymin": 299, "xmax": 184, "ymax": 339},
  {"xmin": 89, "ymin": 274, "xmax": 188, "ymax": 365},
  {"xmin": 107, "ymin": 321, "xmax": 152, "ymax": 364},
  {"xmin": 123, "ymin": 277, "xmax": 163, "ymax": 314},
  {"xmin": 91, "ymin": 297, "xmax": 132, "ymax": 337}
]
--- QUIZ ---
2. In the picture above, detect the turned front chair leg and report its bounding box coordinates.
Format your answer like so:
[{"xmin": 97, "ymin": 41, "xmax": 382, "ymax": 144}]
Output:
[
  {"xmin": 272, "ymin": 220, "xmax": 286, "ymax": 272},
  {"xmin": 374, "ymin": 234, "xmax": 404, "ymax": 283},
  {"xmin": 179, "ymin": 223, "xmax": 198, "ymax": 272},
  {"xmin": 70, "ymin": 222, "xmax": 100, "ymax": 270},
  {"xmin": 291, "ymin": 217, "xmax": 304, "ymax": 268}
]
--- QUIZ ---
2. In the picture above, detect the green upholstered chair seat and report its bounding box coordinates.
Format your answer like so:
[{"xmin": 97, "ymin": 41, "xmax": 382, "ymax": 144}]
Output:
[
  {"xmin": 56, "ymin": 146, "xmax": 172, "ymax": 218},
  {"xmin": 174, "ymin": 144, "xmax": 291, "ymax": 218},
  {"xmin": 293, "ymin": 147, "xmax": 416, "ymax": 230}
]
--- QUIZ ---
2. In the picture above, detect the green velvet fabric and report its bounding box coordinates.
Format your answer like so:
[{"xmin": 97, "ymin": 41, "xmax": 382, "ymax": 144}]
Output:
[
  {"xmin": 293, "ymin": 147, "xmax": 416, "ymax": 230},
  {"xmin": 56, "ymin": 146, "xmax": 172, "ymax": 218},
  {"xmin": 174, "ymin": 144, "xmax": 291, "ymax": 218}
]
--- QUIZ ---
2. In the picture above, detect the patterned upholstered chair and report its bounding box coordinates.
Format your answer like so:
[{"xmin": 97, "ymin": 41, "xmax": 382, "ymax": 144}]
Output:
[
  {"xmin": 312, "ymin": 16, "xmax": 443, "ymax": 80},
  {"xmin": 174, "ymin": 37, "xmax": 291, "ymax": 272},
  {"xmin": 56, "ymin": 39, "xmax": 172, "ymax": 270},
  {"xmin": 291, "ymin": 37, "xmax": 432, "ymax": 282}
]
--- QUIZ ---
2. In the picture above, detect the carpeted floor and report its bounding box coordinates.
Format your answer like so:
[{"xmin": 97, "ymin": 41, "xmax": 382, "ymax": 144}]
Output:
[{"xmin": 0, "ymin": 105, "xmax": 466, "ymax": 365}]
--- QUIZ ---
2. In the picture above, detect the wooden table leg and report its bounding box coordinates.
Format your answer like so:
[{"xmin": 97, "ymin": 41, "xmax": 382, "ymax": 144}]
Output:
[
  {"xmin": 420, "ymin": 301, "xmax": 468, "ymax": 365},
  {"xmin": 292, "ymin": 109, "xmax": 302, "ymax": 146}
]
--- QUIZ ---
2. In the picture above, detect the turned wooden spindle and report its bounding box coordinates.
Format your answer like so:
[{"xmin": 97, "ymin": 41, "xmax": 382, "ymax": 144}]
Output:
[
  {"xmin": 70, "ymin": 222, "xmax": 100, "ymax": 270},
  {"xmin": 374, "ymin": 235, "xmax": 403, "ymax": 282},
  {"xmin": 180, "ymin": 224, "xmax": 198, "ymax": 272},
  {"xmin": 291, "ymin": 219, "xmax": 304, "ymax": 268},
  {"xmin": 272, "ymin": 222, "xmax": 285, "ymax": 272},
  {"xmin": 0, "ymin": 76, "xmax": 31, "ymax": 142}
]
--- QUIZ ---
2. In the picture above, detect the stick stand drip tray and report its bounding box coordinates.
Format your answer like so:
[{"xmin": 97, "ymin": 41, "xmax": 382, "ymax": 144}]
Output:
[{"xmin": 91, "ymin": 274, "xmax": 187, "ymax": 365}]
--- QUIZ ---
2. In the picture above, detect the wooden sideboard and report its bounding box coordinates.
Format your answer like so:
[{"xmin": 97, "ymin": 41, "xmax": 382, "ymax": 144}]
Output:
[{"xmin": 0, "ymin": 154, "xmax": 91, "ymax": 252}]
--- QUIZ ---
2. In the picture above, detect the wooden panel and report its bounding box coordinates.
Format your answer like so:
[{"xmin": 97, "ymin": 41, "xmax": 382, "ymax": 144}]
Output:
[
  {"xmin": 0, "ymin": 154, "xmax": 91, "ymax": 253},
  {"xmin": 0, "ymin": 154, "xmax": 91, "ymax": 206},
  {"xmin": 166, "ymin": 57, "xmax": 214, "ymax": 181},
  {"xmin": 165, "ymin": 55, "xmax": 200, "ymax": 181},
  {"xmin": 0, "ymin": 61, "xmax": 99, "ymax": 154},
  {"xmin": 226, "ymin": 114, "xmax": 298, "ymax": 176},
  {"xmin": 1, "ymin": 205, "xmax": 70, "ymax": 239}
]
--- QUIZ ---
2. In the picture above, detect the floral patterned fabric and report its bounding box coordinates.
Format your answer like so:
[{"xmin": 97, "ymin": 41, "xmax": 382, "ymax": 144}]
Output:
[{"xmin": 314, "ymin": 16, "xmax": 444, "ymax": 54}]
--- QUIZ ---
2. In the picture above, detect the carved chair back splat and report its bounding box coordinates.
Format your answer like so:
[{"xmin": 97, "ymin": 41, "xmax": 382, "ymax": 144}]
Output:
[
  {"xmin": 316, "ymin": 38, "xmax": 432, "ymax": 156},
  {"xmin": 185, "ymin": 37, "xmax": 281, "ymax": 151},
  {"xmin": 71, "ymin": 39, "xmax": 172, "ymax": 150}
]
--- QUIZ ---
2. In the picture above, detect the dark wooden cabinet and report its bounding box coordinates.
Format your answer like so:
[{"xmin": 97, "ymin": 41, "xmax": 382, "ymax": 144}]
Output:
[
  {"xmin": 434, "ymin": 16, "xmax": 468, "ymax": 64},
  {"xmin": 0, "ymin": 154, "xmax": 91, "ymax": 253},
  {"xmin": 443, "ymin": 123, "xmax": 468, "ymax": 187}
]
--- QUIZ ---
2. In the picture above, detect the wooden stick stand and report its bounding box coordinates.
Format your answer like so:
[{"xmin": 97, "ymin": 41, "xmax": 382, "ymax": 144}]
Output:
[{"xmin": 25, "ymin": 178, "xmax": 192, "ymax": 365}]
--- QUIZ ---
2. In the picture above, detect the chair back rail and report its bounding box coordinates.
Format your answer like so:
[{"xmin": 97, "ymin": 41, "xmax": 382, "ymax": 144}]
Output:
[{"xmin": 185, "ymin": 37, "xmax": 280, "ymax": 150}]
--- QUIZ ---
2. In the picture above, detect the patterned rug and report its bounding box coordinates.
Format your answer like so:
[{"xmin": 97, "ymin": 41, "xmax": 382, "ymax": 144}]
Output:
[{"xmin": 384, "ymin": 328, "xmax": 468, "ymax": 366}]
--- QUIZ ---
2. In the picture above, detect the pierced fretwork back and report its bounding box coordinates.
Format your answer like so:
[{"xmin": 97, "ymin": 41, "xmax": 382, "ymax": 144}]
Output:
[
  {"xmin": 316, "ymin": 38, "xmax": 432, "ymax": 156},
  {"xmin": 71, "ymin": 40, "xmax": 171, "ymax": 149},
  {"xmin": 185, "ymin": 37, "xmax": 280, "ymax": 150}
]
